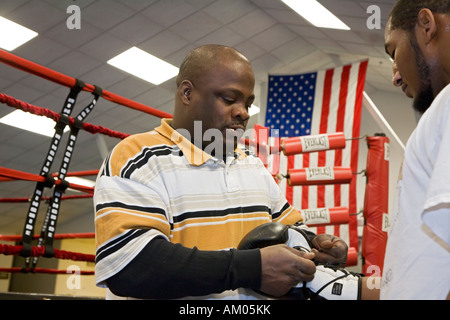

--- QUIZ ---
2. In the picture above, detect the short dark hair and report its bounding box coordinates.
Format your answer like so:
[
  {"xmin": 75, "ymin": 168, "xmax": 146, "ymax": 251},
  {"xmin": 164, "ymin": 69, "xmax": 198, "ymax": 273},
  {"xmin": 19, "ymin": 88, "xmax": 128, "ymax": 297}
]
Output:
[{"xmin": 389, "ymin": 0, "xmax": 450, "ymax": 31}]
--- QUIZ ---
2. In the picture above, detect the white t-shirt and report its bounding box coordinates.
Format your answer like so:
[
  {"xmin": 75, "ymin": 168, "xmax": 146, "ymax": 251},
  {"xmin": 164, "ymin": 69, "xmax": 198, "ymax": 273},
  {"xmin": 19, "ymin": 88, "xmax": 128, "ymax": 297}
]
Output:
[{"xmin": 381, "ymin": 84, "xmax": 450, "ymax": 299}]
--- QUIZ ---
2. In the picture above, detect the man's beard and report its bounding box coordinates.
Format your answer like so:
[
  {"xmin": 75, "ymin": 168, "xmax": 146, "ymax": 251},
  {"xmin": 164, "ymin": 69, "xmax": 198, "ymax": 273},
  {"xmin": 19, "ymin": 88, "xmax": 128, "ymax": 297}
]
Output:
[{"xmin": 410, "ymin": 34, "xmax": 435, "ymax": 114}]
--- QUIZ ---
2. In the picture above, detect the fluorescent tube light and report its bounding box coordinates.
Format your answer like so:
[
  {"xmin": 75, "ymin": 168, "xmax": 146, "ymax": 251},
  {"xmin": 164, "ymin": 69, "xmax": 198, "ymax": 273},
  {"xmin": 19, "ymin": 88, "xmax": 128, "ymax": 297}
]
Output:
[
  {"xmin": 0, "ymin": 109, "xmax": 69, "ymax": 137},
  {"xmin": 66, "ymin": 176, "xmax": 96, "ymax": 189},
  {"xmin": 107, "ymin": 47, "xmax": 179, "ymax": 85},
  {"xmin": 281, "ymin": 0, "xmax": 350, "ymax": 30},
  {"xmin": 0, "ymin": 16, "xmax": 38, "ymax": 51}
]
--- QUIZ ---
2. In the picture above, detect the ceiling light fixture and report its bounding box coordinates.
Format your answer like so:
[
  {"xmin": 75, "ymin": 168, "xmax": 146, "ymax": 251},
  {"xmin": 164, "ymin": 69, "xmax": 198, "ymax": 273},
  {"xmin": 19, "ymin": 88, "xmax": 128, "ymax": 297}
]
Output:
[
  {"xmin": 0, "ymin": 16, "xmax": 38, "ymax": 51},
  {"xmin": 65, "ymin": 176, "xmax": 96, "ymax": 190},
  {"xmin": 281, "ymin": 0, "xmax": 350, "ymax": 30},
  {"xmin": 107, "ymin": 47, "xmax": 179, "ymax": 85},
  {"xmin": 0, "ymin": 109, "xmax": 69, "ymax": 137}
]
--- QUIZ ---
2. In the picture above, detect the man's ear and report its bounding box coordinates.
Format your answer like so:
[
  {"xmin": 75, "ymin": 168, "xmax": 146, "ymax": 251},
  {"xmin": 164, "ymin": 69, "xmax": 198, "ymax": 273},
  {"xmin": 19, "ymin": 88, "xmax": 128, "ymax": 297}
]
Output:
[
  {"xmin": 179, "ymin": 80, "xmax": 193, "ymax": 104},
  {"xmin": 416, "ymin": 8, "xmax": 438, "ymax": 45}
]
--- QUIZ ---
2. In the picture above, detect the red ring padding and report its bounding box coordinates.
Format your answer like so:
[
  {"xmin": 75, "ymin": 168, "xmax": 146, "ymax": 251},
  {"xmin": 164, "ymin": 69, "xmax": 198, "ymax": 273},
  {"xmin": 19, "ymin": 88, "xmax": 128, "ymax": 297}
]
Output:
[
  {"xmin": 362, "ymin": 135, "xmax": 389, "ymax": 275},
  {"xmin": 282, "ymin": 132, "xmax": 346, "ymax": 156},
  {"xmin": 287, "ymin": 167, "xmax": 353, "ymax": 186}
]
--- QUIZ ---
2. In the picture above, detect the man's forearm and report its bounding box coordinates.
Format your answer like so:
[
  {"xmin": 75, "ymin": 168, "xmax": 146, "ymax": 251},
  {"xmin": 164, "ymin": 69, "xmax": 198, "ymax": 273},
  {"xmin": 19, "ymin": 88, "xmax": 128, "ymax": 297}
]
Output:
[
  {"xmin": 360, "ymin": 277, "xmax": 380, "ymax": 300},
  {"xmin": 106, "ymin": 237, "xmax": 262, "ymax": 299}
]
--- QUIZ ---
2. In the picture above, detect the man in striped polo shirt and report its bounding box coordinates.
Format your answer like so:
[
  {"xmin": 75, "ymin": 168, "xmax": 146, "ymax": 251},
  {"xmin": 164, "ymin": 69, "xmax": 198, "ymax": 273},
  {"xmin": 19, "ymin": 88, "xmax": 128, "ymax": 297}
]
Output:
[{"xmin": 94, "ymin": 44, "xmax": 349, "ymax": 300}]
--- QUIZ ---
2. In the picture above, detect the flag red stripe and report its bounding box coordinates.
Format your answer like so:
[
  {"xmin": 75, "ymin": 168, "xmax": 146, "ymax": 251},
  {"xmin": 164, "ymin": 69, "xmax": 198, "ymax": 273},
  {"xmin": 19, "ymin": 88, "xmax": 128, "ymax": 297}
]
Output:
[
  {"xmin": 319, "ymin": 69, "xmax": 334, "ymax": 134},
  {"xmin": 301, "ymin": 154, "xmax": 310, "ymax": 209},
  {"xmin": 315, "ymin": 69, "xmax": 335, "ymax": 235},
  {"xmin": 348, "ymin": 60, "xmax": 369, "ymax": 248},
  {"xmin": 333, "ymin": 65, "xmax": 351, "ymax": 237}
]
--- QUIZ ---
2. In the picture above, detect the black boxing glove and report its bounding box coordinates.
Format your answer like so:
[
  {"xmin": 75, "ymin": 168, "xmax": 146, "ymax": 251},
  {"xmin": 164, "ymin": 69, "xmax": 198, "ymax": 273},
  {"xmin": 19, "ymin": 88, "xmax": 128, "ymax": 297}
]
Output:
[
  {"xmin": 238, "ymin": 223, "xmax": 362, "ymax": 300},
  {"xmin": 237, "ymin": 222, "xmax": 313, "ymax": 252}
]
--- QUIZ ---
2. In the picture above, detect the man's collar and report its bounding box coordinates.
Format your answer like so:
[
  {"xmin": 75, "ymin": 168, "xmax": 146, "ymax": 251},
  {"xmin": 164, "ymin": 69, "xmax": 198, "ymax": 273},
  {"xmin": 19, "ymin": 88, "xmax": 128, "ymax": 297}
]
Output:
[{"xmin": 155, "ymin": 119, "xmax": 247, "ymax": 166}]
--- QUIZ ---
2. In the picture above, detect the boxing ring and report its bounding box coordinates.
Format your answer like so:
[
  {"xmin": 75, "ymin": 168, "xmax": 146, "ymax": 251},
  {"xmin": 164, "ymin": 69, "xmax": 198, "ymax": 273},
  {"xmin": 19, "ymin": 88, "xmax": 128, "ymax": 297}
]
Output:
[{"xmin": 0, "ymin": 48, "xmax": 389, "ymax": 297}]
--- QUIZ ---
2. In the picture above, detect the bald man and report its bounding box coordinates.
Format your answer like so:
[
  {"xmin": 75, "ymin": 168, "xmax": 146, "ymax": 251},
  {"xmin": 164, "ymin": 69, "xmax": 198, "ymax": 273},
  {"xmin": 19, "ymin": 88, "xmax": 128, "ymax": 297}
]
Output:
[
  {"xmin": 93, "ymin": 45, "xmax": 349, "ymax": 300},
  {"xmin": 171, "ymin": 45, "xmax": 256, "ymax": 159},
  {"xmin": 383, "ymin": 0, "xmax": 450, "ymax": 299}
]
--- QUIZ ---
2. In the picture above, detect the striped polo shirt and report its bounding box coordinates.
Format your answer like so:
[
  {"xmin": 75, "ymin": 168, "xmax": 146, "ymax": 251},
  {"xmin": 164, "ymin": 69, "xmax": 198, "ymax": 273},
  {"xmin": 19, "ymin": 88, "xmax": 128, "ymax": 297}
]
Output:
[{"xmin": 94, "ymin": 119, "xmax": 303, "ymax": 287}]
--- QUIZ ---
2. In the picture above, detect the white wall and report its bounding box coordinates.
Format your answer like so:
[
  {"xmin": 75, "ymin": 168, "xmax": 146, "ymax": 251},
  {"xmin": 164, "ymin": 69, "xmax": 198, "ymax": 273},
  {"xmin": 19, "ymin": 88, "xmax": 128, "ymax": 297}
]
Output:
[{"xmin": 359, "ymin": 89, "xmax": 417, "ymax": 221}]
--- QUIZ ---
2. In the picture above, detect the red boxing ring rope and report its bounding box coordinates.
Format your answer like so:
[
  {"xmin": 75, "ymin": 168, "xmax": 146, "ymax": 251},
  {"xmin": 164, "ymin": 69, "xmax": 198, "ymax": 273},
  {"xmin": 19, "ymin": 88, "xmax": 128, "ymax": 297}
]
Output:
[
  {"xmin": 0, "ymin": 233, "xmax": 95, "ymax": 242},
  {"xmin": 0, "ymin": 49, "xmax": 173, "ymax": 119},
  {"xmin": 0, "ymin": 194, "xmax": 92, "ymax": 203},
  {"xmin": 0, "ymin": 233, "xmax": 96, "ymax": 275},
  {"xmin": 0, "ymin": 167, "xmax": 94, "ymax": 194},
  {"xmin": 0, "ymin": 267, "xmax": 94, "ymax": 275},
  {"xmin": 0, "ymin": 93, "xmax": 130, "ymax": 140},
  {"xmin": 0, "ymin": 244, "xmax": 94, "ymax": 262},
  {"xmin": 0, "ymin": 167, "xmax": 98, "ymax": 183}
]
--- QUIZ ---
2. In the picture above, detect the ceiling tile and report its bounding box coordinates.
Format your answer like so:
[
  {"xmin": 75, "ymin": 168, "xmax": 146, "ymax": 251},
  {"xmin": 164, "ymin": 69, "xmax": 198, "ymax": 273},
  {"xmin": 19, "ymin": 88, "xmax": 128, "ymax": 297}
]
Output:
[
  {"xmin": 1, "ymin": 82, "xmax": 47, "ymax": 103},
  {"xmin": 134, "ymin": 85, "xmax": 174, "ymax": 109},
  {"xmin": 114, "ymin": 0, "xmax": 158, "ymax": 11},
  {"xmin": 44, "ymin": 20, "xmax": 103, "ymax": 49},
  {"xmin": 77, "ymin": 32, "xmax": 130, "ymax": 62},
  {"xmin": 234, "ymin": 41, "xmax": 266, "ymax": 61},
  {"xmin": 79, "ymin": 0, "xmax": 135, "ymax": 31},
  {"xmin": 45, "ymin": 0, "xmax": 98, "ymax": 10},
  {"xmin": 169, "ymin": 11, "xmax": 222, "ymax": 43},
  {"xmin": 270, "ymin": 38, "xmax": 317, "ymax": 65},
  {"xmin": 0, "ymin": 0, "xmax": 30, "ymax": 15},
  {"xmin": 203, "ymin": 0, "xmax": 256, "ymax": 24},
  {"xmin": 141, "ymin": 0, "xmax": 198, "ymax": 28},
  {"xmin": 5, "ymin": 0, "xmax": 65, "ymax": 33},
  {"xmin": 105, "ymin": 76, "xmax": 155, "ymax": 100},
  {"xmin": 228, "ymin": 9, "xmax": 277, "ymax": 38},
  {"xmin": 195, "ymin": 26, "xmax": 245, "ymax": 47},
  {"xmin": 139, "ymin": 30, "xmax": 190, "ymax": 59},
  {"xmin": 261, "ymin": 7, "xmax": 311, "ymax": 26},
  {"xmin": 47, "ymin": 50, "xmax": 103, "ymax": 78},
  {"xmin": 14, "ymin": 36, "xmax": 72, "ymax": 66},
  {"xmin": 251, "ymin": 52, "xmax": 284, "ymax": 78},
  {"xmin": 320, "ymin": 0, "xmax": 366, "ymax": 17},
  {"xmin": 108, "ymin": 14, "xmax": 164, "ymax": 46},
  {"xmin": 251, "ymin": 24, "xmax": 297, "ymax": 52},
  {"xmin": 77, "ymin": 65, "xmax": 128, "ymax": 91}
]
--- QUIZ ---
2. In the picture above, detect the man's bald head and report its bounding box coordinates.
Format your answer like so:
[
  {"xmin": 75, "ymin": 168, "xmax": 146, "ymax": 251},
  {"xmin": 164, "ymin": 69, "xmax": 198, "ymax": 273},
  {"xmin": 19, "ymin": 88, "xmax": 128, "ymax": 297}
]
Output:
[
  {"xmin": 175, "ymin": 44, "xmax": 251, "ymax": 88},
  {"xmin": 171, "ymin": 44, "xmax": 255, "ymax": 156}
]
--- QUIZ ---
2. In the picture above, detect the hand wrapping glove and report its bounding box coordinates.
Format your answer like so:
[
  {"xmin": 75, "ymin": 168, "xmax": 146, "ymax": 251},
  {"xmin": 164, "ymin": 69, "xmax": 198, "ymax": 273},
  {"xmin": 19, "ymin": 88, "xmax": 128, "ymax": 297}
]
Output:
[{"xmin": 238, "ymin": 222, "xmax": 362, "ymax": 300}]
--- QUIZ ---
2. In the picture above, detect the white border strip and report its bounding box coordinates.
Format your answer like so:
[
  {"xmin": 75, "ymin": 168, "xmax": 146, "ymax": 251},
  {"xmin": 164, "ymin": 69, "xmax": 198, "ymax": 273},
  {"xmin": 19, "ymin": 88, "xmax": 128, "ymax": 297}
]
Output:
[{"xmin": 363, "ymin": 91, "xmax": 406, "ymax": 151}]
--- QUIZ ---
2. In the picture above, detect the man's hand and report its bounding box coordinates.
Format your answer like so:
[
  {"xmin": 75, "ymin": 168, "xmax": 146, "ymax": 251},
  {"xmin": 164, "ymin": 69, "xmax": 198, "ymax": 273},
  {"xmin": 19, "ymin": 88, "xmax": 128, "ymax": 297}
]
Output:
[
  {"xmin": 311, "ymin": 234, "xmax": 348, "ymax": 267},
  {"xmin": 259, "ymin": 244, "xmax": 316, "ymax": 297}
]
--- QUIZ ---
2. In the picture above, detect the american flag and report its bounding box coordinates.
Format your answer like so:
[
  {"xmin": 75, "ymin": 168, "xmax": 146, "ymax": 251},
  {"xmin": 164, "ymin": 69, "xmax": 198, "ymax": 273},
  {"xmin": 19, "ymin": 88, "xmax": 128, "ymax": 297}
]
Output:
[{"xmin": 264, "ymin": 60, "xmax": 368, "ymax": 249}]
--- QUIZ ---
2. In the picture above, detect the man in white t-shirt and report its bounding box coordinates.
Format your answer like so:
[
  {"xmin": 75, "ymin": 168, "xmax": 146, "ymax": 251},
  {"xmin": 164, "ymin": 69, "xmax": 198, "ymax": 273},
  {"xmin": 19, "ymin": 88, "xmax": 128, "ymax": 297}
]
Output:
[{"xmin": 382, "ymin": 0, "xmax": 450, "ymax": 299}]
